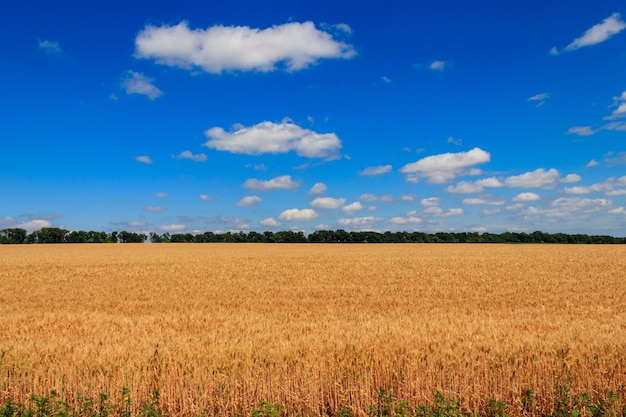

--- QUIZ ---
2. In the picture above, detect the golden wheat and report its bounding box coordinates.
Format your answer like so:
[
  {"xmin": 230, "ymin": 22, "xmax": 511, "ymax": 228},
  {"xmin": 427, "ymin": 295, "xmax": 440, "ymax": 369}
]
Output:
[{"xmin": 1, "ymin": 244, "xmax": 625, "ymax": 416}]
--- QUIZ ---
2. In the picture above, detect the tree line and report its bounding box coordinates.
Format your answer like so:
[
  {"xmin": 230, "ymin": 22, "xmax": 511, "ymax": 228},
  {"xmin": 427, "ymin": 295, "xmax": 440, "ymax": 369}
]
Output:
[{"xmin": 1, "ymin": 227, "xmax": 625, "ymax": 244}]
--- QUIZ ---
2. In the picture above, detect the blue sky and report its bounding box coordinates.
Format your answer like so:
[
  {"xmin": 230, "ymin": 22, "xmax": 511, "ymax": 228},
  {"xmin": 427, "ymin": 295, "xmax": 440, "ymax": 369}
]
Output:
[{"xmin": 2, "ymin": 0, "xmax": 626, "ymax": 236}]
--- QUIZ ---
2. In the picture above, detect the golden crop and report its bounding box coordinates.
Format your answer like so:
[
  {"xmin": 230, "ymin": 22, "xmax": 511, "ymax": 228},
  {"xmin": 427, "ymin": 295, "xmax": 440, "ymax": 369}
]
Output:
[{"xmin": 1, "ymin": 244, "xmax": 625, "ymax": 416}]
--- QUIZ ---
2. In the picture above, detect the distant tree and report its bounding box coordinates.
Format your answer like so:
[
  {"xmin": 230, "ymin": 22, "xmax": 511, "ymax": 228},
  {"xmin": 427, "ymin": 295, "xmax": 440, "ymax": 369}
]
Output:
[{"xmin": 0, "ymin": 228, "xmax": 27, "ymax": 244}]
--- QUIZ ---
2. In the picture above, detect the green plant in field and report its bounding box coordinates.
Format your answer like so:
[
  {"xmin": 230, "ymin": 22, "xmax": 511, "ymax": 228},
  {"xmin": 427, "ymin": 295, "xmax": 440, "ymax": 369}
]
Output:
[
  {"xmin": 483, "ymin": 398, "xmax": 508, "ymax": 417},
  {"xmin": 368, "ymin": 388, "xmax": 409, "ymax": 417},
  {"xmin": 336, "ymin": 406, "xmax": 353, "ymax": 417},
  {"xmin": 139, "ymin": 390, "xmax": 162, "ymax": 417},
  {"xmin": 414, "ymin": 391, "xmax": 472, "ymax": 417},
  {"xmin": 251, "ymin": 401, "xmax": 281, "ymax": 417},
  {"xmin": 521, "ymin": 389, "xmax": 534, "ymax": 416}
]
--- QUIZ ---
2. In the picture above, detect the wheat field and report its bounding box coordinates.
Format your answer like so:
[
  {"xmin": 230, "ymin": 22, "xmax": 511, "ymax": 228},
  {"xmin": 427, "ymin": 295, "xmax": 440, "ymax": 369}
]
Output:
[{"xmin": 1, "ymin": 243, "xmax": 625, "ymax": 416}]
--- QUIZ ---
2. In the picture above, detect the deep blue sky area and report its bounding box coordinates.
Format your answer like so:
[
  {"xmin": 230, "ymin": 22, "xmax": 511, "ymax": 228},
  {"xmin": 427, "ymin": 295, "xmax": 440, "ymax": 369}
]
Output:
[{"xmin": 2, "ymin": 0, "xmax": 626, "ymax": 235}]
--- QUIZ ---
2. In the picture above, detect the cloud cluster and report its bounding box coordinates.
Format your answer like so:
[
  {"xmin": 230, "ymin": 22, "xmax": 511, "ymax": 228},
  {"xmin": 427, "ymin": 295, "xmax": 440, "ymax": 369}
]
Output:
[
  {"xmin": 204, "ymin": 121, "xmax": 342, "ymax": 159},
  {"xmin": 278, "ymin": 208, "xmax": 319, "ymax": 222},
  {"xmin": 135, "ymin": 21, "xmax": 355, "ymax": 73},
  {"xmin": 400, "ymin": 147, "xmax": 490, "ymax": 183}
]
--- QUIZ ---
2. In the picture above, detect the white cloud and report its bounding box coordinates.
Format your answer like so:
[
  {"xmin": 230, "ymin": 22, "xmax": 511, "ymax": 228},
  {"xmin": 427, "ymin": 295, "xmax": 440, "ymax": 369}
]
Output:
[
  {"xmin": 135, "ymin": 21, "xmax": 355, "ymax": 74},
  {"xmin": 358, "ymin": 165, "xmax": 392, "ymax": 176},
  {"xmin": 462, "ymin": 197, "xmax": 505, "ymax": 205},
  {"xmin": 200, "ymin": 194, "xmax": 217, "ymax": 201},
  {"xmin": 564, "ymin": 186, "xmax": 590, "ymax": 195},
  {"xmin": 310, "ymin": 197, "xmax": 346, "ymax": 209},
  {"xmin": 144, "ymin": 205, "xmax": 166, "ymax": 212},
  {"xmin": 561, "ymin": 174, "xmax": 581, "ymax": 183},
  {"xmin": 512, "ymin": 192, "xmax": 541, "ymax": 202},
  {"xmin": 445, "ymin": 181, "xmax": 483, "ymax": 193},
  {"xmin": 420, "ymin": 197, "xmax": 441, "ymax": 207},
  {"xmin": 135, "ymin": 155, "xmax": 153, "ymax": 164},
  {"xmin": 159, "ymin": 224, "xmax": 186, "ymax": 232},
  {"xmin": 175, "ymin": 150, "xmax": 207, "ymax": 162},
  {"xmin": 122, "ymin": 71, "xmax": 162, "ymax": 100},
  {"xmin": 429, "ymin": 60, "xmax": 448, "ymax": 71},
  {"xmin": 609, "ymin": 207, "xmax": 626, "ymax": 215},
  {"xmin": 482, "ymin": 209, "xmax": 500, "ymax": 216},
  {"xmin": 337, "ymin": 216, "xmax": 382, "ymax": 227},
  {"xmin": 260, "ymin": 218, "xmax": 281, "ymax": 227},
  {"xmin": 389, "ymin": 214, "xmax": 422, "ymax": 225},
  {"xmin": 278, "ymin": 208, "xmax": 319, "ymax": 222},
  {"xmin": 0, "ymin": 217, "xmax": 54, "ymax": 233},
  {"xmin": 528, "ymin": 93, "xmax": 550, "ymax": 107},
  {"xmin": 400, "ymin": 147, "xmax": 491, "ymax": 183},
  {"xmin": 586, "ymin": 159, "xmax": 600, "ymax": 168},
  {"xmin": 236, "ymin": 195, "xmax": 262, "ymax": 207},
  {"xmin": 342, "ymin": 202, "xmax": 364, "ymax": 214},
  {"xmin": 358, "ymin": 193, "xmax": 393, "ymax": 202},
  {"xmin": 504, "ymin": 168, "xmax": 560, "ymax": 188},
  {"xmin": 564, "ymin": 13, "xmax": 626, "ymax": 52},
  {"xmin": 617, "ymin": 176, "xmax": 626, "ymax": 186},
  {"xmin": 400, "ymin": 194, "xmax": 416, "ymax": 202},
  {"xmin": 447, "ymin": 136, "xmax": 462, "ymax": 146},
  {"xmin": 382, "ymin": 76, "xmax": 392, "ymax": 83},
  {"xmin": 567, "ymin": 126, "xmax": 595, "ymax": 136},
  {"xmin": 154, "ymin": 192, "xmax": 168, "ymax": 198},
  {"xmin": 204, "ymin": 121, "xmax": 342, "ymax": 159},
  {"xmin": 38, "ymin": 39, "xmax": 62, "ymax": 54},
  {"xmin": 423, "ymin": 207, "xmax": 463, "ymax": 217},
  {"xmin": 309, "ymin": 182, "xmax": 327, "ymax": 194},
  {"xmin": 244, "ymin": 175, "xmax": 300, "ymax": 191}
]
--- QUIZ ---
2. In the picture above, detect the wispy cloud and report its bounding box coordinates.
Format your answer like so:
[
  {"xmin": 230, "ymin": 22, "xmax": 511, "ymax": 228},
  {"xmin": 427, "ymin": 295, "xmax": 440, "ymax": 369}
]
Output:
[
  {"xmin": 552, "ymin": 12, "xmax": 625, "ymax": 54},
  {"xmin": 204, "ymin": 120, "xmax": 342, "ymax": 160},
  {"xmin": 122, "ymin": 71, "xmax": 162, "ymax": 100},
  {"xmin": 135, "ymin": 21, "xmax": 355, "ymax": 74},
  {"xmin": 528, "ymin": 93, "xmax": 550, "ymax": 107},
  {"xmin": 174, "ymin": 150, "xmax": 207, "ymax": 162},
  {"xmin": 358, "ymin": 165, "xmax": 392, "ymax": 176},
  {"xmin": 38, "ymin": 39, "xmax": 62, "ymax": 54},
  {"xmin": 144, "ymin": 205, "xmax": 166, "ymax": 212},
  {"xmin": 135, "ymin": 155, "xmax": 153, "ymax": 164},
  {"xmin": 504, "ymin": 168, "xmax": 560, "ymax": 188}
]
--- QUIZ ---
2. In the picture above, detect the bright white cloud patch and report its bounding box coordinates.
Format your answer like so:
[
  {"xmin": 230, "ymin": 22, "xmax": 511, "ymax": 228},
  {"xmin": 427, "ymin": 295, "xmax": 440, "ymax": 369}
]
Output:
[
  {"xmin": 420, "ymin": 197, "xmax": 441, "ymax": 207},
  {"xmin": 236, "ymin": 195, "xmax": 262, "ymax": 206},
  {"xmin": 309, "ymin": 182, "xmax": 327, "ymax": 194},
  {"xmin": 567, "ymin": 126, "xmax": 595, "ymax": 136},
  {"xmin": 175, "ymin": 150, "xmax": 207, "ymax": 162},
  {"xmin": 122, "ymin": 71, "xmax": 162, "ymax": 100},
  {"xmin": 135, "ymin": 21, "xmax": 355, "ymax": 74},
  {"xmin": 310, "ymin": 197, "xmax": 346, "ymax": 209},
  {"xmin": 504, "ymin": 168, "xmax": 560, "ymax": 188},
  {"xmin": 278, "ymin": 208, "xmax": 319, "ymax": 222},
  {"xmin": 244, "ymin": 175, "xmax": 300, "ymax": 191},
  {"xmin": 358, "ymin": 165, "xmax": 392, "ymax": 176},
  {"xmin": 342, "ymin": 202, "xmax": 364, "ymax": 214},
  {"xmin": 513, "ymin": 192, "xmax": 541, "ymax": 202},
  {"xmin": 204, "ymin": 121, "xmax": 342, "ymax": 159},
  {"xmin": 429, "ymin": 60, "xmax": 448, "ymax": 71},
  {"xmin": 561, "ymin": 174, "xmax": 582, "ymax": 183},
  {"xmin": 400, "ymin": 147, "xmax": 490, "ymax": 183},
  {"xmin": 135, "ymin": 155, "xmax": 153, "ymax": 164},
  {"xmin": 564, "ymin": 13, "xmax": 626, "ymax": 52},
  {"xmin": 260, "ymin": 218, "xmax": 281, "ymax": 227}
]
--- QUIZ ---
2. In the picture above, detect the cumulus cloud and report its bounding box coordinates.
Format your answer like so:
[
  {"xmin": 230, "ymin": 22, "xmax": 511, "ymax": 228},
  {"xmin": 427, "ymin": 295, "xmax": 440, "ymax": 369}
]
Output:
[
  {"xmin": 122, "ymin": 71, "xmax": 162, "ymax": 100},
  {"xmin": 38, "ymin": 39, "xmax": 62, "ymax": 54},
  {"xmin": 561, "ymin": 174, "xmax": 582, "ymax": 183},
  {"xmin": 200, "ymin": 194, "xmax": 217, "ymax": 201},
  {"xmin": 504, "ymin": 168, "xmax": 560, "ymax": 188},
  {"xmin": 513, "ymin": 192, "xmax": 541, "ymax": 202},
  {"xmin": 310, "ymin": 197, "xmax": 346, "ymax": 209},
  {"xmin": 563, "ymin": 13, "xmax": 626, "ymax": 52},
  {"xmin": 420, "ymin": 197, "xmax": 441, "ymax": 207},
  {"xmin": 236, "ymin": 195, "xmax": 262, "ymax": 206},
  {"xmin": 342, "ymin": 202, "xmax": 364, "ymax": 214},
  {"xmin": 135, "ymin": 155, "xmax": 153, "ymax": 164},
  {"xmin": 400, "ymin": 194, "xmax": 416, "ymax": 202},
  {"xmin": 400, "ymin": 147, "xmax": 491, "ymax": 183},
  {"xmin": 586, "ymin": 159, "xmax": 600, "ymax": 168},
  {"xmin": 609, "ymin": 207, "xmax": 626, "ymax": 215},
  {"xmin": 175, "ymin": 150, "xmax": 207, "ymax": 162},
  {"xmin": 309, "ymin": 182, "xmax": 327, "ymax": 194},
  {"xmin": 358, "ymin": 165, "xmax": 392, "ymax": 176},
  {"xmin": 244, "ymin": 175, "xmax": 300, "ymax": 191},
  {"xmin": 423, "ymin": 207, "xmax": 463, "ymax": 217},
  {"xmin": 337, "ymin": 216, "xmax": 382, "ymax": 227},
  {"xmin": 278, "ymin": 208, "xmax": 319, "ymax": 222},
  {"xmin": 135, "ymin": 21, "xmax": 355, "ymax": 74},
  {"xmin": 389, "ymin": 212, "xmax": 422, "ymax": 225},
  {"xmin": 144, "ymin": 205, "xmax": 166, "ymax": 212},
  {"xmin": 0, "ymin": 217, "xmax": 53, "ymax": 232},
  {"xmin": 462, "ymin": 197, "xmax": 505, "ymax": 205},
  {"xmin": 260, "ymin": 218, "xmax": 281, "ymax": 227},
  {"xmin": 159, "ymin": 224, "xmax": 186, "ymax": 232},
  {"xmin": 204, "ymin": 121, "xmax": 342, "ymax": 159}
]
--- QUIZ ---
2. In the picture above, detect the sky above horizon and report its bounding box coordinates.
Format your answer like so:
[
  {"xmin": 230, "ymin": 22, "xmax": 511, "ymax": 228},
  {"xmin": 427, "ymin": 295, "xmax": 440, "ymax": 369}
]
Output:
[{"xmin": 2, "ymin": 0, "xmax": 626, "ymax": 236}]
